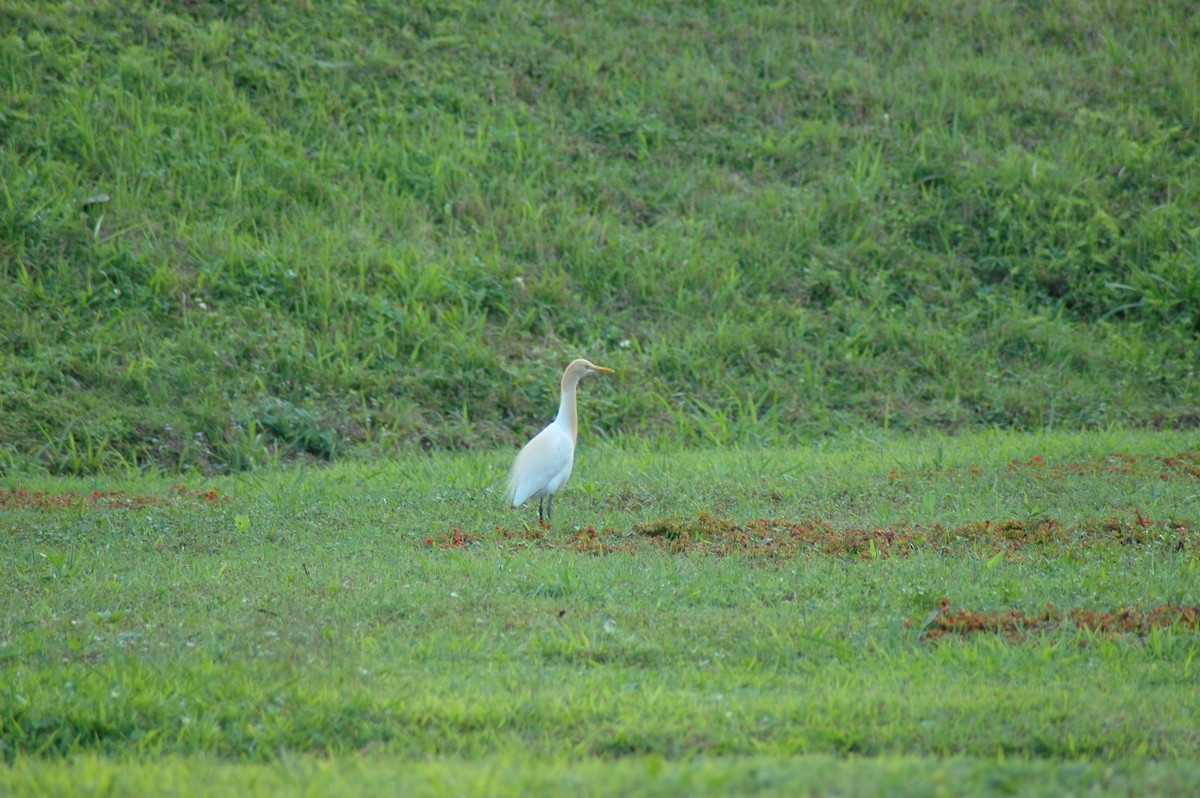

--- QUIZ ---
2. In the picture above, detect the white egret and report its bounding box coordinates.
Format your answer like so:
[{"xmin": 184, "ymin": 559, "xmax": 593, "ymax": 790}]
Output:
[{"xmin": 507, "ymin": 358, "xmax": 614, "ymax": 525}]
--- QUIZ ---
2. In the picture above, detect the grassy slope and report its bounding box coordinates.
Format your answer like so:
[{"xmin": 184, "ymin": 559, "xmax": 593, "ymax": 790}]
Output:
[
  {"xmin": 2, "ymin": 1, "xmax": 1199, "ymax": 473},
  {"xmin": 2, "ymin": 430, "xmax": 1200, "ymax": 795}
]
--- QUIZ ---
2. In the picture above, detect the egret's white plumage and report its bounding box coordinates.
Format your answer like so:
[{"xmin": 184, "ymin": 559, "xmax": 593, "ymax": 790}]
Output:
[{"xmin": 507, "ymin": 358, "xmax": 614, "ymax": 524}]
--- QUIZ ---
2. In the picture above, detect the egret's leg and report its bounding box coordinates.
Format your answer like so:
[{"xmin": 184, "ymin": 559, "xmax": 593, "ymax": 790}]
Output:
[
  {"xmin": 545, "ymin": 494, "xmax": 554, "ymax": 523},
  {"xmin": 538, "ymin": 498, "xmax": 545, "ymax": 523}
]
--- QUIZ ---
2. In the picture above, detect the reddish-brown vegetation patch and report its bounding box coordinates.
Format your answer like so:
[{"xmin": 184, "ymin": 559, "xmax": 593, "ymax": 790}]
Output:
[
  {"xmin": 0, "ymin": 485, "xmax": 227, "ymax": 511},
  {"xmin": 1157, "ymin": 451, "xmax": 1200, "ymax": 481},
  {"xmin": 916, "ymin": 599, "xmax": 1200, "ymax": 642},
  {"xmin": 567, "ymin": 525, "xmax": 638, "ymax": 555},
  {"xmin": 425, "ymin": 513, "xmax": 1196, "ymax": 558},
  {"xmin": 426, "ymin": 524, "xmax": 638, "ymax": 554},
  {"xmin": 629, "ymin": 513, "xmax": 1196, "ymax": 558},
  {"xmin": 423, "ymin": 528, "xmax": 486, "ymax": 549}
]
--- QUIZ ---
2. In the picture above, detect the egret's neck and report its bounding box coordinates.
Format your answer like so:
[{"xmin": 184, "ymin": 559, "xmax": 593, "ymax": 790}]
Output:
[{"xmin": 555, "ymin": 380, "xmax": 579, "ymax": 443}]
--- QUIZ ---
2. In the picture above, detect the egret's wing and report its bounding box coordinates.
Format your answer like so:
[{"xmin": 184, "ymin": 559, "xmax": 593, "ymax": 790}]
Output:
[{"xmin": 508, "ymin": 423, "xmax": 574, "ymax": 506}]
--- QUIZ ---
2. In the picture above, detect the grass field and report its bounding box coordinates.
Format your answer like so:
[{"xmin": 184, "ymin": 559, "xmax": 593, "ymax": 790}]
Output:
[
  {"xmin": 4, "ymin": 0, "xmax": 1200, "ymax": 794},
  {"xmin": 2, "ymin": 0, "xmax": 1199, "ymax": 472},
  {"xmin": 3, "ymin": 429, "xmax": 1200, "ymax": 795}
]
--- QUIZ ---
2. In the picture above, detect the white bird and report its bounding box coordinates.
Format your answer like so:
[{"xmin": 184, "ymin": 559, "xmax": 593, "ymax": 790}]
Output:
[{"xmin": 507, "ymin": 358, "xmax": 614, "ymax": 525}]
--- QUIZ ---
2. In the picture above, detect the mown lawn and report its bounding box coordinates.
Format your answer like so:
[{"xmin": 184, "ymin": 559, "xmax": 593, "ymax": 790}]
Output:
[{"xmin": 3, "ymin": 430, "xmax": 1199, "ymax": 795}]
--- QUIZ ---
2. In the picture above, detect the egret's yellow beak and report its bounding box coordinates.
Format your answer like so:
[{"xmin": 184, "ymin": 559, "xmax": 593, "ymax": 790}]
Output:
[{"xmin": 592, "ymin": 365, "xmax": 615, "ymax": 374}]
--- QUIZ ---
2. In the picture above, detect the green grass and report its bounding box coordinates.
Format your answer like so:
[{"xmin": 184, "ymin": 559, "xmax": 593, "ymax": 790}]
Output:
[
  {"xmin": 3, "ymin": 429, "xmax": 1200, "ymax": 794},
  {"xmin": 4, "ymin": 0, "xmax": 1200, "ymax": 793},
  {"xmin": 7, "ymin": 755, "xmax": 1200, "ymax": 798},
  {"xmin": 3, "ymin": 0, "xmax": 1200, "ymax": 472}
]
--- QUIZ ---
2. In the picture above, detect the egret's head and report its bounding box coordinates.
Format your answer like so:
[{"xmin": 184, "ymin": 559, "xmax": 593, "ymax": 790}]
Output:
[{"xmin": 563, "ymin": 358, "xmax": 615, "ymax": 388}]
